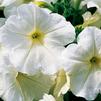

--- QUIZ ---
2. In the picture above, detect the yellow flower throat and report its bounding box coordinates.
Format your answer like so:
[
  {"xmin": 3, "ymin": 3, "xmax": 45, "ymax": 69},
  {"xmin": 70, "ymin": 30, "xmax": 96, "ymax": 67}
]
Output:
[
  {"xmin": 90, "ymin": 57, "xmax": 101, "ymax": 66},
  {"xmin": 28, "ymin": 30, "xmax": 45, "ymax": 45}
]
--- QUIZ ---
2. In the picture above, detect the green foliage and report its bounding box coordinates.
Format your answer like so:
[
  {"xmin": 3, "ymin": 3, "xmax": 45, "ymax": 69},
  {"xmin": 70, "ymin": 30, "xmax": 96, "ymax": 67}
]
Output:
[
  {"xmin": 50, "ymin": 0, "xmax": 84, "ymax": 26},
  {"xmin": 75, "ymin": 26, "xmax": 84, "ymax": 38},
  {"xmin": 46, "ymin": 0, "xmax": 97, "ymax": 26},
  {"xmin": 94, "ymin": 94, "xmax": 101, "ymax": 101}
]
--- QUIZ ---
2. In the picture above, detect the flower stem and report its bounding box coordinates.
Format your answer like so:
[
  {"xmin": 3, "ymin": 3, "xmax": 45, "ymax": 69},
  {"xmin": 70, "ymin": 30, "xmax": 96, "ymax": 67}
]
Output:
[{"xmin": 71, "ymin": 0, "xmax": 82, "ymax": 10}]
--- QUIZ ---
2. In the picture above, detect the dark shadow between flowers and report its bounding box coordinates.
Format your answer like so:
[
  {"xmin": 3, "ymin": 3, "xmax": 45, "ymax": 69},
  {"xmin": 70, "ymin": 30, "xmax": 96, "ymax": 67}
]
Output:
[
  {"xmin": 64, "ymin": 91, "xmax": 86, "ymax": 101},
  {"xmin": 0, "ymin": 98, "xmax": 3, "ymax": 101},
  {"xmin": 64, "ymin": 91, "xmax": 101, "ymax": 101},
  {"xmin": 0, "ymin": 9, "xmax": 5, "ymax": 18}
]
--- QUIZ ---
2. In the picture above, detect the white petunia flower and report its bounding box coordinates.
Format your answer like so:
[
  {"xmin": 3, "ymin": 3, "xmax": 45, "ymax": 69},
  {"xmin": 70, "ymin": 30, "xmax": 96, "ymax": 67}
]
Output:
[
  {"xmin": 0, "ymin": 56, "xmax": 54, "ymax": 101},
  {"xmin": 0, "ymin": 3, "xmax": 75, "ymax": 74},
  {"xmin": 39, "ymin": 94, "xmax": 56, "ymax": 101},
  {"xmin": 61, "ymin": 27, "xmax": 101, "ymax": 100}
]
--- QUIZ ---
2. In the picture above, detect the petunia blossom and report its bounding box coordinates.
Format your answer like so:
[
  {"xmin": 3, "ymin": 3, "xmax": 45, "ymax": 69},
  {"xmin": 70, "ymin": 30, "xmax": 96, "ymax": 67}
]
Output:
[
  {"xmin": 0, "ymin": 3, "xmax": 75, "ymax": 74},
  {"xmin": 61, "ymin": 27, "xmax": 101, "ymax": 100}
]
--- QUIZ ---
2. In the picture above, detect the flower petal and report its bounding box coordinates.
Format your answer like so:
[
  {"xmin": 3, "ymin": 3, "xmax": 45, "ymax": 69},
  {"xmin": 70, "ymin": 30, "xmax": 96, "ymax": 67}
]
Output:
[
  {"xmin": 0, "ymin": 18, "xmax": 6, "ymax": 27},
  {"xmin": 44, "ymin": 19, "xmax": 75, "ymax": 48},
  {"xmin": 77, "ymin": 70, "xmax": 101, "ymax": 100},
  {"xmin": 0, "ymin": 0, "xmax": 16, "ymax": 6}
]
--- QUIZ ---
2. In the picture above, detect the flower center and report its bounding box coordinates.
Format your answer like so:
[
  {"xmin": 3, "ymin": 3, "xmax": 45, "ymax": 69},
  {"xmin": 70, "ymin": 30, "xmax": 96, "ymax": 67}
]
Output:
[
  {"xmin": 32, "ymin": 33, "xmax": 39, "ymax": 39},
  {"xmin": 90, "ymin": 57, "xmax": 97, "ymax": 64},
  {"xmin": 28, "ymin": 30, "xmax": 44, "ymax": 45},
  {"xmin": 16, "ymin": 72, "xmax": 25, "ymax": 81},
  {"xmin": 90, "ymin": 57, "xmax": 101, "ymax": 66}
]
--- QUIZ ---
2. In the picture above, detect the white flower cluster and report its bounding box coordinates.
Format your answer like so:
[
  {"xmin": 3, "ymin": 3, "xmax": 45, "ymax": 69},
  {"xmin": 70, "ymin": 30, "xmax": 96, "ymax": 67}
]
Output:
[{"xmin": 0, "ymin": 0, "xmax": 101, "ymax": 101}]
